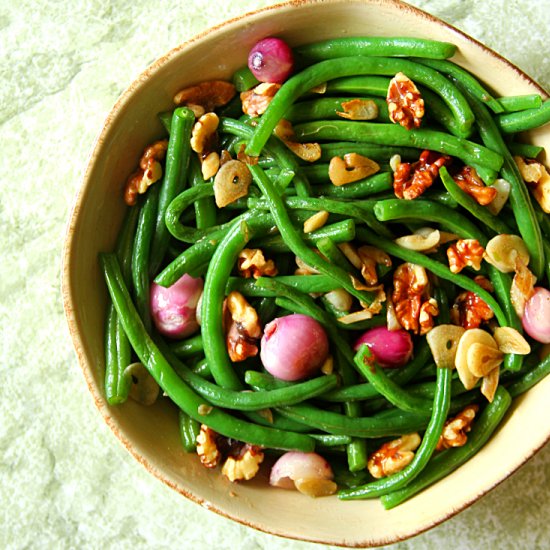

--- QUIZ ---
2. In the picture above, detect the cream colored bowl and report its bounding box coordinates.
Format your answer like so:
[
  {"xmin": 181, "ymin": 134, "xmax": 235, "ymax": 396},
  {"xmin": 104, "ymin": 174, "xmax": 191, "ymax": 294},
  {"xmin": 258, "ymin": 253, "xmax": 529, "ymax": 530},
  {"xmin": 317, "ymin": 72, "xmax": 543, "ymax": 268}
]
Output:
[{"xmin": 62, "ymin": 0, "xmax": 550, "ymax": 546}]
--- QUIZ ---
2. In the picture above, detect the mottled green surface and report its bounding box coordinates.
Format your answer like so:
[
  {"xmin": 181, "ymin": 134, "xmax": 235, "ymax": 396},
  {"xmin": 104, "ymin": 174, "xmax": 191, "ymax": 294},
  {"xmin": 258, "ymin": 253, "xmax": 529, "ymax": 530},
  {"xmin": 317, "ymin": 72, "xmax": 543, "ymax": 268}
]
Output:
[{"xmin": 1, "ymin": 1, "xmax": 549, "ymax": 548}]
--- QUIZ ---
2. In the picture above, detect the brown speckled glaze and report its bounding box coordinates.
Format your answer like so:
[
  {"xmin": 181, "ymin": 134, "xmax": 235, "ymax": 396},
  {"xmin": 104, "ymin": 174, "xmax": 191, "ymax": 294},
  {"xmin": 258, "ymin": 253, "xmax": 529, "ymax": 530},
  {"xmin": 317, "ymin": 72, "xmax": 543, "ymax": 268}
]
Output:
[{"xmin": 62, "ymin": 0, "xmax": 550, "ymax": 546}]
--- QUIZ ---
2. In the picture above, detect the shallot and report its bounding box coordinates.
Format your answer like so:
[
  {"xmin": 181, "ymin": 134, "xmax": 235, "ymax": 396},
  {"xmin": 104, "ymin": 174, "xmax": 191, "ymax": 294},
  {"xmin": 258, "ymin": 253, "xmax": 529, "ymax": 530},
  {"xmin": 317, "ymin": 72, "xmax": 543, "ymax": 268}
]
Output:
[
  {"xmin": 354, "ymin": 326, "xmax": 413, "ymax": 368},
  {"xmin": 522, "ymin": 287, "xmax": 550, "ymax": 343},
  {"xmin": 248, "ymin": 37, "xmax": 294, "ymax": 84}
]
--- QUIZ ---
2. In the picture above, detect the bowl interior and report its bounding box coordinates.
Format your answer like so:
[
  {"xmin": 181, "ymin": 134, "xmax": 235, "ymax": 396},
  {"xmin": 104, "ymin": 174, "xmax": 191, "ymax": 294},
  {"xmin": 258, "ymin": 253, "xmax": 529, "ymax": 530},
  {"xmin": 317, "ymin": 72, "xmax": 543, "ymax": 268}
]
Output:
[{"xmin": 63, "ymin": 0, "xmax": 550, "ymax": 546}]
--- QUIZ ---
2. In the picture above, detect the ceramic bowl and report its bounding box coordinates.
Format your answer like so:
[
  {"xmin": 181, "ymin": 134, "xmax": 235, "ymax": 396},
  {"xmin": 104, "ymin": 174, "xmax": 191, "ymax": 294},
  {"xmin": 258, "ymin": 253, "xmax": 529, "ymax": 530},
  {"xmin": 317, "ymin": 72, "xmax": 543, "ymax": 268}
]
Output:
[{"xmin": 62, "ymin": 0, "xmax": 550, "ymax": 546}]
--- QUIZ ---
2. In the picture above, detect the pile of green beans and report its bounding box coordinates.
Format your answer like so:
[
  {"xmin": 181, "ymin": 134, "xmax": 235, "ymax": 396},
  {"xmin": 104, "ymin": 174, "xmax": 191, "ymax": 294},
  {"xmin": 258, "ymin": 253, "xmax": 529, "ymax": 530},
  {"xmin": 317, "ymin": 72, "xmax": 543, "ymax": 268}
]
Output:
[{"xmin": 100, "ymin": 35, "xmax": 550, "ymax": 508}]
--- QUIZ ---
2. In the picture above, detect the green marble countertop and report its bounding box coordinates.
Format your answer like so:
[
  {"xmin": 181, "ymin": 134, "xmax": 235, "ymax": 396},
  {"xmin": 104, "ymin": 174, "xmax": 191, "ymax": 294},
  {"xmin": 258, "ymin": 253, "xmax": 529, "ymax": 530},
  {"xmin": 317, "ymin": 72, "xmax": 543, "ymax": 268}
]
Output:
[{"xmin": 2, "ymin": 1, "xmax": 549, "ymax": 548}]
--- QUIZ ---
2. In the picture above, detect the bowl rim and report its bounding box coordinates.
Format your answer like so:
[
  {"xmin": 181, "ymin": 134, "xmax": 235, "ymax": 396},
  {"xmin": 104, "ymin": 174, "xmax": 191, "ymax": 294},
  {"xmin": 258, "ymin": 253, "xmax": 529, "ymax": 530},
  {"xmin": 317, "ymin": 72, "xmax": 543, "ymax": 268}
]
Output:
[{"xmin": 61, "ymin": 0, "xmax": 549, "ymax": 546}]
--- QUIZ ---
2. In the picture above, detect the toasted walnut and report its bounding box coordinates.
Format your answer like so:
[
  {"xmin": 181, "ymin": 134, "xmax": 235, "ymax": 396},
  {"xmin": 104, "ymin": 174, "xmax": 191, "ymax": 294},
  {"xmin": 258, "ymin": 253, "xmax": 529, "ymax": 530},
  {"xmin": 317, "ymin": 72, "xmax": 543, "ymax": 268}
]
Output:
[
  {"xmin": 191, "ymin": 112, "xmax": 219, "ymax": 154},
  {"xmin": 510, "ymin": 257, "xmax": 536, "ymax": 318},
  {"xmin": 393, "ymin": 150, "xmax": 451, "ymax": 200},
  {"xmin": 303, "ymin": 210, "xmax": 329, "ymax": 233},
  {"xmin": 436, "ymin": 405, "xmax": 479, "ymax": 451},
  {"xmin": 368, "ymin": 433, "xmax": 421, "ymax": 479},
  {"xmin": 225, "ymin": 291, "xmax": 262, "ymax": 362},
  {"xmin": 196, "ymin": 425, "xmax": 222, "ymax": 468},
  {"xmin": 392, "ymin": 263, "xmax": 438, "ymax": 334},
  {"xmin": 451, "ymin": 290, "xmax": 494, "ymax": 330},
  {"xmin": 241, "ymin": 82, "xmax": 281, "ymax": 116},
  {"xmin": 447, "ymin": 239, "xmax": 485, "ymax": 274},
  {"xmin": 453, "ymin": 166, "xmax": 497, "ymax": 205},
  {"xmin": 221, "ymin": 446, "xmax": 264, "ymax": 482},
  {"xmin": 387, "ymin": 72, "xmax": 424, "ymax": 130},
  {"xmin": 213, "ymin": 160, "xmax": 252, "ymax": 208},
  {"xmin": 220, "ymin": 149, "xmax": 233, "ymax": 166},
  {"xmin": 328, "ymin": 153, "xmax": 380, "ymax": 186},
  {"xmin": 173, "ymin": 80, "xmax": 236, "ymax": 111},
  {"xmin": 237, "ymin": 248, "xmax": 278, "ymax": 279},
  {"xmin": 515, "ymin": 156, "xmax": 550, "ymax": 213},
  {"xmin": 124, "ymin": 139, "xmax": 169, "ymax": 205},
  {"xmin": 274, "ymin": 119, "xmax": 321, "ymax": 162},
  {"xmin": 336, "ymin": 98, "xmax": 379, "ymax": 120},
  {"xmin": 201, "ymin": 151, "xmax": 220, "ymax": 180}
]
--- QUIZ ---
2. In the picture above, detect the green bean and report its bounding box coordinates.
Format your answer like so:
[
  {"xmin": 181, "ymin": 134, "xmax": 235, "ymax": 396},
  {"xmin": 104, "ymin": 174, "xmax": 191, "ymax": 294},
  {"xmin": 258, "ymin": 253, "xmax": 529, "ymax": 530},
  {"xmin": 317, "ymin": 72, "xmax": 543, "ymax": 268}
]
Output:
[
  {"xmin": 285, "ymin": 97, "xmax": 388, "ymax": 124},
  {"xmin": 355, "ymin": 227, "xmax": 508, "ymax": 327},
  {"xmin": 169, "ymin": 333, "xmax": 204, "ymax": 359},
  {"xmin": 380, "ymin": 387, "xmax": 512, "ymax": 509},
  {"xmin": 496, "ymin": 100, "xmax": 550, "ymax": 134},
  {"xmin": 232, "ymin": 65, "xmax": 259, "ymax": 91},
  {"xmin": 100, "ymin": 252, "xmax": 315, "ymax": 451},
  {"xmin": 439, "ymin": 166, "xmax": 510, "ymax": 235},
  {"xmin": 508, "ymin": 353, "xmax": 550, "ymax": 398},
  {"xmin": 463, "ymin": 91, "xmax": 545, "ymax": 279},
  {"xmin": 132, "ymin": 186, "xmax": 160, "ymax": 330},
  {"xmin": 296, "ymin": 37, "xmax": 456, "ymax": 61},
  {"xmin": 179, "ymin": 410, "xmax": 200, "ymax": 452},
  {"xmin": 414, "ymin": 58, "xmax": 504, "ymax": 114},
  {"xmin": 316, "ymin": 236, "xmax": 358, "ymax": 276},
  {"xmin": 158, "ymin": 110, "xmax": 172, "ymax": 133},
  {"xmin": 497, "ymin": 94, "xmax": 543, "ymax": 113},
  {"xmin": 508, "ymin": 141, "xmax": 544, "ymax": 159},
  {"xmin": 249, "ymin": 164, "xmax": 380, "ymax": 305},
  {"xmin": 150, "ymin": 107, "xmax": 195, "ymax": 274},
  {"xmin": 201, "ymin": 214, "xmax": 273, "ymax": 390},
  {"xmin": 191, "ymin": 357, "xmax": 212, "ymax": 379},
  {"xmin": 353, "ymin": 346, "xmax": 434, "ymax": 414},
  {"xmin": 310, "ymin": 434, "xmax": 353, "ymax": 447},
  {"xmin": 189, "ymin": 155, "xmax": 217, "ymax": 230},
  {"xmin": 339, "ymin": 360, "xmax": 452, "ymax": 499},
  {"xmin": 311, "ymin": 172, "xmax": 393, "ymax": 199},
  {"xmin": 160, "ymin": 342, "xmax": 340, "ymax": 411},
  {"xmin": 326, "ymin": 75, "xmax": 391, "ymax": 96},
  {"xmin": 293, "ymin": 120, "xmax": 503, "ymax": 172},
  {"xmin": 227, "ymin": 274, "xmax": 341, "ymax": 297},
  {"xmin": 319, "ymin": 142, "xmax": 418, "ymax": 163},
  {"xmin": 246, "ymin": 57, "xmax": 475, "ymax": 156},
  {"xmin": 253, "ymin": 219, "xmax": 357, "ymax": 253},
  {"xmin": 104, "ymin": 207, "xmax": 139, "ymax": 404}
]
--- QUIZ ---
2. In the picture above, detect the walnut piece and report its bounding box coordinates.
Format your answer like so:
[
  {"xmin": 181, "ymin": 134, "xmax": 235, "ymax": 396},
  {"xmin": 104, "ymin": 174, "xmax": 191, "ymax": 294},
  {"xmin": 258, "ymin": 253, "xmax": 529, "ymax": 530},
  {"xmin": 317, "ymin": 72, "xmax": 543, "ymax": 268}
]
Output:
[
  {"xmin": 237, "ymin": 248, "xmax": 278, "ymax": 279},
  {"xmin": 450, "ymin": 290, "xmax": 494, "ymax": 330},
  {"xmin": 274, "ymin": 119, "xmax": 321, "ymax": 162},
  {"xmin": 221, "ymin": 446, "xmax": 264, "ymax": 482},
  {"xmin": 240, "ymin": 82, "xmax": 281, "ymax": 117},
  {"xmin": 515, "ymin": 156, "xmax": 550, "ymax": 213},
  {"xmin": 387, "ymin": 72, "xmax": 425, "ymax": 130},
  {"xmin": 436, "ymin": 405, "xmax": 479, "ymax": 451},
  {"xmin": 392, "ymin": 263, "xmax": 438, "ymax": 334},
  {"xmin": 190, "ymin": 112, "xmax": 219, "ymax": 154},
  {"xmin": 336, "ymin": 98, "xmax": 379, "ymax": 120},
  {"xmin": 328, "ymin": 153, "xmax": 380, "ymax": 186},
  {"xmin": 173, "ymin": 80, "xmax": 236, "ymax": 111},
  {"xmin": 368, "ymin": 433, "xmax": 421, "ymax": 478},
  {"xmin": 196, "ymin": 425, "xmax": 222, "ymax": 468},
  {"xmin": 393, "ymin": 150, "xmax": 451, "ymax": 200},
  {"xmin": 225, "ymin": 291, "xmax": 262, "ymax": 362},
  {"xmin": 124, "ymin": 139, "xmax": 168, "ymax": 205},
  {"xmin": 453, "ymin": 166, "xmax": 497, "ymax": 205},
  {"xmin": 447, "ymin": 239, "xmax": 485, "ymax": 274}
]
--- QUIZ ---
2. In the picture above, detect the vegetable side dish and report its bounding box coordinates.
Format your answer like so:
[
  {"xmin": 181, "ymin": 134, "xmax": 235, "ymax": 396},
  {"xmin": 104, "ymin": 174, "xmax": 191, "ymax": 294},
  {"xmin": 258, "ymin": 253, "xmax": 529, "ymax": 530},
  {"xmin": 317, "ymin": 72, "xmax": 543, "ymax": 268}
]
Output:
[{"xmin": 100, "ymin": 36, "xmax": 550, "ymax": 508}]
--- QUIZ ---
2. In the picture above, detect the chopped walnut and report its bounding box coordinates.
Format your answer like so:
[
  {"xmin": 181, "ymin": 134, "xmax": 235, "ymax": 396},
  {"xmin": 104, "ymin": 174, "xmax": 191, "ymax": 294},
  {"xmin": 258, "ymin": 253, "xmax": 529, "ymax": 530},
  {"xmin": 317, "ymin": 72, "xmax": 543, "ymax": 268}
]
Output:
[
  {"xmin": 328, "ymin": 153, "xmax": 380, "ymax": 186},
  {"xmin": 237, "ymin": 248, "xmax": 278, "ymax": 279},
  {"xmin": 453, "ymin": 166, "xmax": 497, "ymax": 206},
  {"xmin": 124, "ymin": 139, "xmax": 168, "ymax": 205},
  {"xmin": 436, "ymin": 405, "xmax": 479, "ymax": 451},
  {"xmin": 241, "ymin": 82, "xmax": 281, "ymax": 117},
  {"xmin": 336, "ymin": 98, "xmax": 379, "ymax": 120},
  {"xmin": 173, "ymin": 80, "xmax": 236, "ymax": 111},
  {"xmin": 368, "ymin": 433, "xmax": 421, "ymax": 478},
  {"xmin": 392, "ymin": 263, "xmax": 438, "ymax": 334},
  {"xmin": 191, "ymin": 112, "xmax": 219, "ymax": 154},
  {"xmin": 387, "ymin": 72, "xmax": 425, "ymax": 130},
  {"xmin": 221, "ymin": 446, "xmax": 265, "ymax": 482},
  {"xmin": 224, "ymin": 291, "xmax": 262, "ymax": 362},
  {"xmin": 451, "ymin": 290, "xmax": 494, "ymax": 330},
  {"xmin": 393, "ymin": 150, "xmax": 451, "ymax": 200},
  {"xmin": 196, "ymin": 425, "xmax": 222, "ymax": 468},
  {"xmin": 515, "ymin": 156, "xmax": 550, "ymax": 213},
  {"xmin": 274, "ymin": 119, "xmax": 321, "ymax": 162},
  {"xmin": 447, "ymin": 239, "xmax": 485, "ymax": 274}
]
